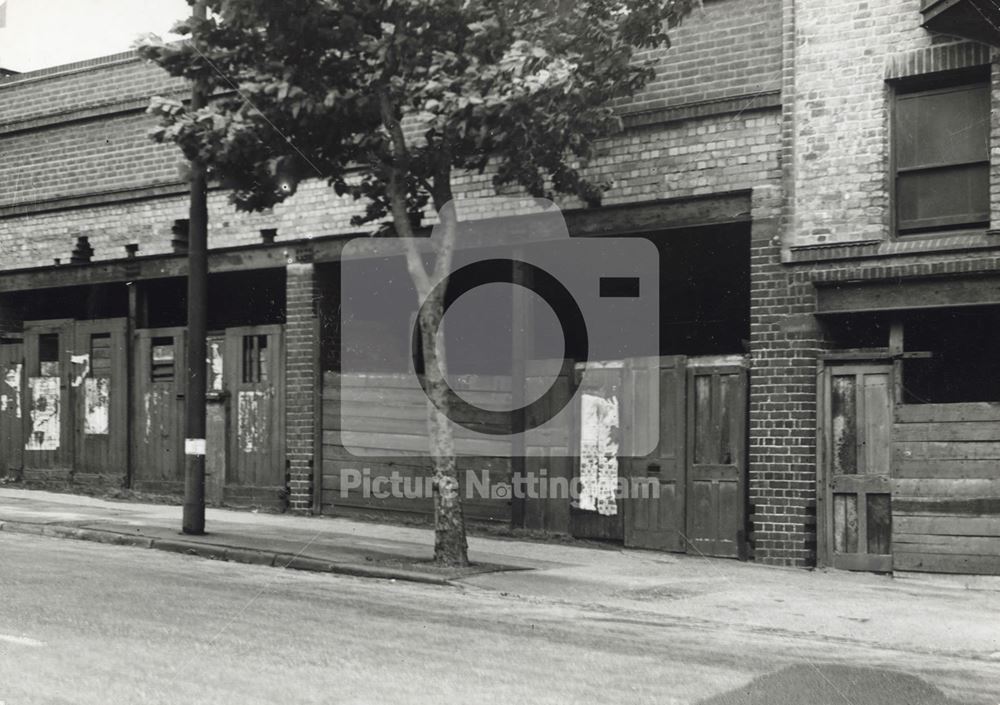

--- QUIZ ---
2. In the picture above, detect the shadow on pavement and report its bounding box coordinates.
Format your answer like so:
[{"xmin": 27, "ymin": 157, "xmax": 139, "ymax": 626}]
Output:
[{"xmin": 698, "ymin": 664, "xmax": 968, "ymax": 705}]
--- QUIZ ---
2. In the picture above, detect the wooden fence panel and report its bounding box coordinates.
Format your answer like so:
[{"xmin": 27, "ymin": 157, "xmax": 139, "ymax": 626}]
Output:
[{"xmin": 892, "ymin": 402, "xmax": 1000, "ymax": 574}]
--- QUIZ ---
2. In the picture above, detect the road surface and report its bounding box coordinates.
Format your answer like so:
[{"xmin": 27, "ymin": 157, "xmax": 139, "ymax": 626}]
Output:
[{"xmin": 1, "ymin": 533, "xmax": 997, "ymax": 704}]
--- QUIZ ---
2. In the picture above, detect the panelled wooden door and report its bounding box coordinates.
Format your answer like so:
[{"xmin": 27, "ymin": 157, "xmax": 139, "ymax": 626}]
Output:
[
  {"xmin": 225, "ymin": 325, "xmax": 285, "ymax": 499},
  {"xmin": 686, "ymin": 365, "xmax": 748, "ymax": 559},
  {"xmin": 0, "ymin": 341, "xmax": 24, "ymax": 476},
  {"xmin": 133, "ymin": 328, "xmax": 187, "ymax": 492},
  {"xmin": 73, "ymin": 319, "xmax": 127, "ymax": 477},
  {"xmin": 624, "ymin": 356, "xmax": 687, "ymax": 552},
  {"xmin": 23, "ymin": 320, "xmax": 74, "ymax": 472},
  {"xmin": 821, "ymin": 364, "xmax": 893, "ymax": 572}
]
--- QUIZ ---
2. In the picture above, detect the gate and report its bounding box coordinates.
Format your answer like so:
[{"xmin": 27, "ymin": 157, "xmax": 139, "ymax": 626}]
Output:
[
  {"xmin": 622, "ymin": 356, "xmax": 748, "ymax": 558},
  {"xmin": 72, "ymin": 319, "xmax": 127, "ymax": 481},
  {"xmin": 819, "ymin": 364, "xmax": 893, "ymax": 572},
  {"xmin": 0, "ymin": 341, "xmax": 24, "ymax": 477},
  {"xmin": 23, "ymin": 320, "xmax": 74, "ymax": 476},
  {"xmin": 133, "ymin": 327, "xmax": 186, "ymax": 493},
  {"xmin": 225, "ymin": 325, "xmax": 285, "ymax": 504}
]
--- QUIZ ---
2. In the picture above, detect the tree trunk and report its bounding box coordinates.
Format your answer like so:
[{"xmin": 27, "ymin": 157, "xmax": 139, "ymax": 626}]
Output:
[{"xmin": 419, "ymin": 294, "xmax": 470, "ymax": 566}]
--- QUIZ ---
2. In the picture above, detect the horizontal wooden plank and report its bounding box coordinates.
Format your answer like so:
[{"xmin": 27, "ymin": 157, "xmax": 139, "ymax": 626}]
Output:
[
  {"xmin": 893, "ymin": 478, "xmax": 1000, "ymax": 498},
  {"xmin": 892, "ymin": 534, "xmax": 1000, "ymax": 556},
  {"xmin": 324, "ymin": 386, "xmax": 512, "ymax": 407},
  {"xmin": 329, "ymin": 414, "xmax": 509, "ymax": 437},
  {"xmin": 329, "ymin": 430, "xmax": 510, "ymax": 455},
  {"xmin": 895, "ymin": 402, "xmax": 1000, "ymax": 424},
  {"xmin": 894, "ymin": 497, "xmax": 1000, "ymax": 516},
  {"xmin": 893, "ymin": 422, "xmax": 1000, "ymax": 443},
  {"xmin": 817, "ymin": 273, "xmax": 1000, "ymax": 315},
  {"xmin": 893, "ymin": 551, "xmax": 1000, "ymax": 574},
  {"xmin": 893, "ymin": 441, "xmax": 1000, "ymax": 461},
  {"xmin": 894, "ymin": 458, "xmax": 1000, "ymax": 479},
  {"xmin": 894, "ymin": 515, "xmax": 1000, "ymax": 537}
]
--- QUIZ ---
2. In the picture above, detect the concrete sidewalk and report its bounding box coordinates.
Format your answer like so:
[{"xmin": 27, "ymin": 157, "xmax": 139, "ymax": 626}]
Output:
[{"xmin": 2, "ymin": 488, "xmax": 999, "ymax": 665}]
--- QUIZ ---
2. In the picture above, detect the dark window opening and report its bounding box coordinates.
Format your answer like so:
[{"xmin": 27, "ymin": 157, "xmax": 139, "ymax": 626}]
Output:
[
  {"xmin": 142, "ymin": 269, "xmax": 286, "ymax": 329},
  {"xmin": 38, "ymin": 333, "xmax": 59, "ymax": 377},
  {"xmin": 10, "ymin": 283, "xmax": 127, "ymax": 323},
  {"xmin": 90, "ymin": 333, "xmax": 112, "ymax": 377},
  {"xmin": 151, "ymin": 337, "xmax": 176, "ymax": 383},
  {"xmin": 242, "ymin": 335, "xmax": 269, "ymax": 383},
  {"xmin": 893, "ymin": 70, "xmax": 990, "ymax": 235},
  {"xmin": 901, "ymin": 307, "xmax": 1000, "ymax": 403}
]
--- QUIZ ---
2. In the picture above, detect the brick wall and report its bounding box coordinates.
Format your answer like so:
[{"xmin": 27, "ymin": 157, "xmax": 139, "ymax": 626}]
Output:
[
  {"xmin": 285, "ymin": 260, "xmax": 318, "ymax": 512},
  {"xmin": 791, "ymin": 0, "xmax": 989, "ymax": 247}
]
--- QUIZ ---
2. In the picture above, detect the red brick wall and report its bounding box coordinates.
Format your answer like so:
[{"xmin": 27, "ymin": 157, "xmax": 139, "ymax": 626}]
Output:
[{"xmin": 285, "ymin": 260, "xmax": 318, "ymax": 511}]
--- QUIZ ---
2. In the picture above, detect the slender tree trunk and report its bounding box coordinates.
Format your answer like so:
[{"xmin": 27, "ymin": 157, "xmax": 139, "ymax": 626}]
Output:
[{"xmin": 419, "ymin": 293, "xmax": 469, "ymax": 566}]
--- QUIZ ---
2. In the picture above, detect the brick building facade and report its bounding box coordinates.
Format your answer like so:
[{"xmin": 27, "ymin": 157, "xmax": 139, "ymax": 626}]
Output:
[{"xmin": 1, "ymin": 0, "xmax": 997, "ymax": 573}]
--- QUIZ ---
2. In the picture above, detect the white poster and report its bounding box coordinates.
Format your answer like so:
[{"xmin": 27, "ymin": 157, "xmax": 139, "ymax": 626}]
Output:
[
  {"xmin": 578, "ymin": 392, "xmax": 620, "ymax": 516},
  {"xmin": 26, "ymin": 377, "xmax": 60, "ymax": 451},
  {"xmin": 84, "ymin": 377, "xmax": 110, "ymax": 435}
]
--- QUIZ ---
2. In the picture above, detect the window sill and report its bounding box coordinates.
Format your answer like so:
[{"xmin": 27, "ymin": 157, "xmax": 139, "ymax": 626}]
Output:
[{"xmin": 787, "ymin": 229, "xmax": 1000, "ymax": 264}]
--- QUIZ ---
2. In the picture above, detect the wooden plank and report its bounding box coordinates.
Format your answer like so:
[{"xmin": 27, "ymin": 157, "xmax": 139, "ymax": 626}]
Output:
[
  {"xmin": 894, "ymin": 497, "xmax": 1000, "ymax": 515},
  {"xmin": 894, "ymin": 478, "xmax": 1000, "ymax": 497},
  {"xmin": 892, "ymin": 534, "xmax": 1000, "ymax": 555},
  {"xmin": 327, "ymin": 430, "xmax": 510, "ymax": 456},
  {"xmin": 816, "ymin": 273, "xmax": 1000, "ymax": 315},
  {"xmin": 893, "ymin": 441, "xmax": 1000, "ymax": 460},
  {"xmin": 894, "ymin": 422, "xmax": 1000, "ymax": 442},
  {"xmin": 895, "ymin": 514, "xmax": 1000, "ymax": 537},
  {"xmin": 893, "ymin": 551, "xmax": 1000, "ymax": 574},
  {"xmin": 894, "ymin": 458, "xmax": 1000, "ymax": 478},
  {"xmin": 896, "ymin": 402, "xmax": 1000, "ymax": 423},
  {"xmin": 334, "ymin": 373, "xmax": 511, "ymax": 392}
]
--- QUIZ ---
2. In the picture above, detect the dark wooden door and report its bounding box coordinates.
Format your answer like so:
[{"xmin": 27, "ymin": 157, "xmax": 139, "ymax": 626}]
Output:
[
  {"xmin": 133, "ymin": 328, "xmax": 186, "ymax": 493},
  {"xmin": 624, "ymin": 356, "xmax": 687, "ymax": 552},
  {"xmin": 73, "ymin": 319, "xmax": 127, "ymax": 479},
  {"xmin": 821, "ymin": 364, "xmax": 893, "ymax": 572},
  {"xmin": 225, "ymin": 325, "xmax": 285, "ymax": 505},
  {"xmin": 570, "ymin": 363, "xmax": 624, "ymax": 540},
  {"xmin": 23, "ymin": 320, "xmax": 73, "ymax": 475},
  {"xmin": 0, "ymin": 341, "xmax": 24, "ymax": 477},
  {"xmin": 685, "ymin": 364, "xmax": 748, "ymax": 559}
]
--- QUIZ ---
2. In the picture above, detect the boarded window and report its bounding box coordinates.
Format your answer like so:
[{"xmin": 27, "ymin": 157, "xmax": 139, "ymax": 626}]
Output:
[
  {"xmin": 151, "ymin": 337, "xmax": 175, "ymax": 383},
  {"xmin": 242, "ymin": 335, "xmax": 268, "ymax": 384},
  {"xmin": 38, "ymin": 333, "xmax": 60, "ymax": 377},
  {"xmin": 894, "ymin": 78, "xmax": 989, "ymax": 234},
  {"xmin": 90, "ymin": 333, "xmax": 112, "ymax": 377}
]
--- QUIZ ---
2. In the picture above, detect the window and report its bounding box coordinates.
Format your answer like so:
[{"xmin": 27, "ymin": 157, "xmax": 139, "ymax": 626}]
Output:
[
  {"xmin": 90, "ymin": 333, "xmax": 112, "ymax": 377},
  {"xmin": 894, "ymin": 75, "xmax": 989, "ymax": 234},
  {"xmin": 38, "ymin": 333, "xmax": 59, "ymax": 376},
  {"xmin": 242, "ymin": 335, "xmax": 268, "ymax": 383},
  {"xmin": 151, "ymin": 337, "xmax": 175, "ymax": 383}
]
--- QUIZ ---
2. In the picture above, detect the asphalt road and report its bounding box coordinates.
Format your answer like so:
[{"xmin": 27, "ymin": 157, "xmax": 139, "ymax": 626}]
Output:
[{"xmin": 1, "ymin": 533, "xmax": 996, "ymax": 705}]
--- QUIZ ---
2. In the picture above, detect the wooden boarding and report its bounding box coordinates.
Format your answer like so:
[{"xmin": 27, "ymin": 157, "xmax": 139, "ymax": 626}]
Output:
[
  {"xmin": 891, "ymin": 402, "xmax": 1000, "ymax": 575},
  {"xmin": 132, "ymin": 328, "xmax": 186, "ymax": 492},
  {"xmin": 0, "ymin": 342, "xmax": 24, "ymax": 476},
  {"xmin": 73, "ymin": 319, "xmax": 128, "ymax": 481}
]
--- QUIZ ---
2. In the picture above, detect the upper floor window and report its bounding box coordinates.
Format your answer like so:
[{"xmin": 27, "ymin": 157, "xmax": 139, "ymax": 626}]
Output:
[{"xmin": 894, "ymin": 75, "xmax": 989, "ymax": 234}]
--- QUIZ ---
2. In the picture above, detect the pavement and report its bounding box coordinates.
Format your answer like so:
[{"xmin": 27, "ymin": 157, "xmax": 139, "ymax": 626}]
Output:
[{"xmin": 1, "ymin": 488, "xmax": 1000, "ymax": 680}]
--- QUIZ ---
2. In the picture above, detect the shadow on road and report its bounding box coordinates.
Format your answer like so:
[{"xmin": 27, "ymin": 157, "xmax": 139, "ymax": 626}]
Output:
[{"xmin": 698, "ymin": 664, "xmax": 968, "ymax": 705}]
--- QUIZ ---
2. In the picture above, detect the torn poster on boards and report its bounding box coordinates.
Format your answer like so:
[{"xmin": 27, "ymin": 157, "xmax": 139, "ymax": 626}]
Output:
[
  {"xmin": 26, "ymin": 377, "xmax": 60, "ymax": 451},
  {"xmin": 578, "ymin": 391, "xmax": 620, "ymax": 516},
  {"xmin": 84, "ymin": 377, "xmax": 110, "ymax": 435},
  {"xmin": 2, "ymin": 363, "xmax": 22, "ymax": 418},
  {"xmin": 238, "ymin": 390, "xmax": 269, "ymax": 453}
]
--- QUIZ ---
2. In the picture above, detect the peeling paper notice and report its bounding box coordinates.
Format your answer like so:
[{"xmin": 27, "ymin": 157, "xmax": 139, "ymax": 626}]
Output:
[
  {"xmin": 83, "ymin": 377, "xmax": 110, "ymax": 435},
  {"xmin": 71, "ymin": 354, "xmax": 90, "ymax": 388},
  {"xmin": 238, "ymin": 390, "xmax": 268, "ymax": 453},
  {"xmin": 3, "ymin": 363, "xmax": 22, "ymax": 418},
  {"xmin": 26, "ymin": 377, "xmax": 60, "ymax": 451},
  {"xmin": 578, "ymin": 392, "xmax": 620, "ymax": 516}
]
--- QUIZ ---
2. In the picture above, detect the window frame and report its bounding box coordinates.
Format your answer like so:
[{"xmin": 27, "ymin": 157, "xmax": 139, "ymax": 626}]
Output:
[{"xmin": 890, "ymin": 71, "xmax": 991, "ymax": 237}]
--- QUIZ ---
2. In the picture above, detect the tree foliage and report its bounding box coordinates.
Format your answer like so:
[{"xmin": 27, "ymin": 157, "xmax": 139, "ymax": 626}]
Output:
[{"xmin": 139, "ymin": 0, "xmax": 694, "ymax": 224}]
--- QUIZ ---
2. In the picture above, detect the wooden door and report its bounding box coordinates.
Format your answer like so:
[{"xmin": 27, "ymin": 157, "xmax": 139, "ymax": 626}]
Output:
[
  {"xmin": 0, "ymin": 341, "xmax": 24, "ymax": 477},
  {"xmin": 624, "ymin": 356, "xmax": 687, "ymax": 552},
  {"xmin": 570, "ymin": 363, "xmax": 624, "ymax": 540},
  {"xmin": 821, "ymin": 364, "xmax": 893, "ymax": 572},
  {"xmin": 225, "ymin": 325, "xmax": 285, "ymax": 504},
  {"xmin": 23, "ymin": 320, "xmax": 73, "ymax": 475},
  {"xmin": 133, "ymin": 328, "xmax": 186, "ymax": 493},
  {"xmin": 685, "ymin": 365, "xmax": 748, "ymax": 559},
  {"xmin": 73, "ymin": 319, "xmax": 127, "ymax": 479}
]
